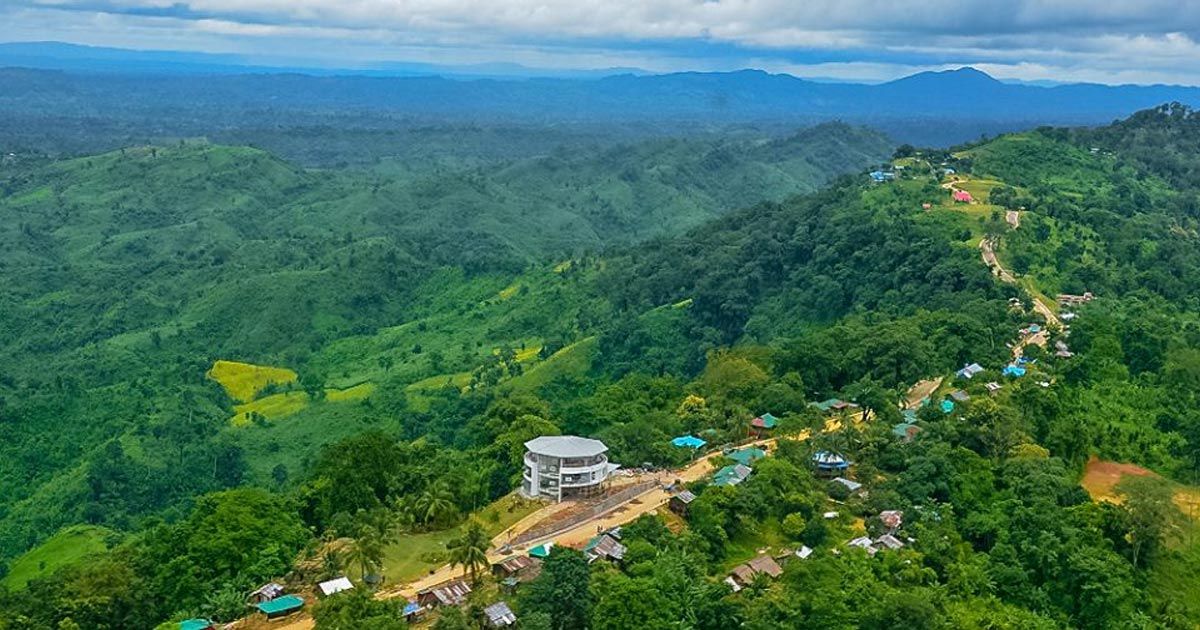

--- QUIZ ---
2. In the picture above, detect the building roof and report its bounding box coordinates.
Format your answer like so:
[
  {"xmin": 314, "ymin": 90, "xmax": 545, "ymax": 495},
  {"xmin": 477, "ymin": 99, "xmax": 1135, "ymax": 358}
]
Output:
[
  {"xmin": 671, "ymin": 435, "xmax": 707, "ymax": 448},
  {"xmin": 585, "ymin": 534, "xmax": 627, "ymax": 562},
  {"xmin": 256, "ymin": 595, "xmax": 305, "ymax": 616},
  {"xmin": 879, "ymin": 510, "xmax": 903, "ymax": 530},
  {"xmin": 249, "ymin": 582, "xmax": 285, "ymax": 601},
  {"xmin": 727, "ymin": 447, "xmax": 767, "ymax": 466},
  {"xmin": 876, "ymin": 534, "xmax": 905, "ymax": 550},
  {"xmin": 957, "ymin": 363, "xmax": 984, "ymax": 379},
  {"xmin": 832, "ymin": 477, "xmax": 862, "ymax": 492},
  {"xmin": 524, "ymin": 435, "xmax": 607, "ymax": 458},
  {"xmin": 484, "ymin": 601, "xmax": 517, "ymax": 627},
  {"xmin": 403, "ymin": 601, "xmax": 423, "ymax": 616},
  {"xmin": 674, "ymin": 489, "xmax": 697, "ymax": 504},
  {"xmin": 528, "ymin": 542, "xmax": 555, "ymax": 558},
  {"xmin": 1003, "ymin": 365, "xmax": 1027, "ymax": 377},
  {"xmin": 950, "ymin": 389, "xmax": 970, "ymax": 402},
  {"xmin": 419, "ymin": 579, "xmax": 472, "ymax": 606},
  {"xmin": 941, "ymin": 399, "xmax": 955, "ymax": 413},
  {"xmin": 318, "ymin": 576, "xmax": 354, "ymax": 597},
  {"xmin": 892, "ymin": 422, "xmax": 922, "ymax": 440},
  {"xmin": 747, "ymin": 555, "xmax": 784, "ymax": 577},
  {"xmin": 812, "ymin": 451, "xmax": 850, "ymax": 470},
  {"xmin": 494, "ymin": 555, "xmax": 537, "ymax": 574},
  {"xmin": 713, "ymin": 463, "xmax": 753, "ymax": 486},
  {"xmin": 796, "ymin": 546, "xmax": 814, "ymax": 559},
  {"xmin": 180, "ymin": 620, "xmax": 213, "ymax": 630},
  {"xmin": 751, "ymin": 413, "xmax": 779, "ymax": 429}
]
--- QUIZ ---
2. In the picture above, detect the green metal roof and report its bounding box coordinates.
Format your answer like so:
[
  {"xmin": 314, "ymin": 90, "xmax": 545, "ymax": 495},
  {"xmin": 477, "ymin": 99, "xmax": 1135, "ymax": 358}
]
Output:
[
  {"xmin": 727, "ymin": 448, "xmax": 766, "ymax": 466},
  {"xmin": 180, "ymin": 620, "xmax": 212, "ymax": 630},
  {"xmin": 256, "ymin": 594, "xmax": 304, "ymax": 615}
]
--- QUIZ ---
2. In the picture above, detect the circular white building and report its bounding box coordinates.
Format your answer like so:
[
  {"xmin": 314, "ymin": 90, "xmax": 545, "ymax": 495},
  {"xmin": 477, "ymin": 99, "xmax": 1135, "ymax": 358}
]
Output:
[{"xmin": 522, "ymin": 436, "xmax": 619, "ymax": 502}]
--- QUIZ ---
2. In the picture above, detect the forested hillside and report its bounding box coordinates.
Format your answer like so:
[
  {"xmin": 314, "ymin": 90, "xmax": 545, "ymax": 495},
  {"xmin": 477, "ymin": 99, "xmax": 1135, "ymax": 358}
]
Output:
[{"xmin": 3, "ymin": 107, "xmax": 1200, "ymax": 629}]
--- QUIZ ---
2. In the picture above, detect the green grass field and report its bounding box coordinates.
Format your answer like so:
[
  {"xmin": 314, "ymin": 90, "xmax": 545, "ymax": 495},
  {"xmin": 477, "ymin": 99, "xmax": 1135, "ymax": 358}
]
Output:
[
  {"xmin": 379, "ymin": 494, "xmax": 542, "ymax": 582},
  {"xmin": 1, "ymin": 525, "xmax": 112, "ymax": 590}
]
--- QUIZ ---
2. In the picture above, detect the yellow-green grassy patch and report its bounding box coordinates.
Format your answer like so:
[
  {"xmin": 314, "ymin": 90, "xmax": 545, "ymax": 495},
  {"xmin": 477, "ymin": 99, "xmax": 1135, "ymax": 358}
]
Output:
[
  {"xmin": 207, "ymin": 360, "xmax": 297, "ymax": 402},
  {"xmin": 325, "ymin": 382, "xmax": 375, "ymax": 402},
  {"xmin": 231, "ymin": 391, "xmax": 309, "ymax": 426}
]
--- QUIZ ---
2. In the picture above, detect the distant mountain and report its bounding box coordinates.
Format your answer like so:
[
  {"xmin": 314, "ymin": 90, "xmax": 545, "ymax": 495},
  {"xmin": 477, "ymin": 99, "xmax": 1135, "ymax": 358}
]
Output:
[{"xmin": 2, "ymin": 43, "xmax": 1200, "ymax": 147}]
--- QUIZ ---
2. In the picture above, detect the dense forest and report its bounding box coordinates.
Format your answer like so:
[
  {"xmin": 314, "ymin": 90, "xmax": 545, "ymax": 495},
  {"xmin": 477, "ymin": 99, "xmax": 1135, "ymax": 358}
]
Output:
[{"xmin": 2, "ymin": 104, "xmax": 1200, "ymax": 628}]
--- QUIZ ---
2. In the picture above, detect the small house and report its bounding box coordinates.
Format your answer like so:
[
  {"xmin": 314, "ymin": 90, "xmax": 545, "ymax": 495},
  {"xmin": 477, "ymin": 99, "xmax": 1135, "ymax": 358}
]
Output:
[
  {"xmin": 832, "ymin": 477, "xmax": 863, "ymax": 493},
  {"xmin": 403, "ymin": 601, "xmax": 427, "ymax": 623},
  {"xmin": 528, "ymin": 542, "xmax": 554, "ymax": 559},
  {"xmin": 892, "ymin": 422, "xmax": 921, "ymax": 442},
  {"xmin": 823, "ymin": 511, "xmax": 839, "ymax": 519},
  {"xmin": 256, "ymin": 595, "xmax": 305, "ymax": 620},
  {"xmin": 949, "ymin": 390, "xmax": 970, "ymax": 403},
  {"xmin": 317, "ymin": 576, "xmax": 354, "ymax": 598},
  {"xmin": 953, "ymin": 189, "xmax": 973, "ymax": 203},
  {"xmin": 848, "ymin": 536, "xmax": 878, "ymax": 556},
  {"xmin": 417, "ymin": 579, "xmax": 472, "ymax": 608},
  {"xmin": 879, "ymin": 510, "xmax": 903, "ymax": 532},
  {"xmin": 956, "ymin": 363, "xmax": 984, "ymax": 379},
  {"xmin": 941, "ymin": 399, "xmax": 955, "ymax": 414},
  {"xmin": 985, "ymin": 382, "xmax": 1002, "ymax": 393},
  {"xmin": 669, "ymin": 490, "xmax": 697, "ymax": 516},
  {"xmin": 584, "ymin": 534, "xmax": 627, "ymax": 564},
  {"xmin": 811, "ymin": 398, "xmax": 858, "ymax": 414},
  {"xmin": 484, "ymin": 601, "xmax": 518, "ymax": 628},
  {"xmin": 812, "ymin": 451, "xmax": 850, "ymax": 475},
  {"xmin": 713, "ymin": 464, "xmax": 753, "ymax": 486},
  {"xmin": 1057, "ymin": 292, "xmax": 1094, "ymax": 306},
  {"xmin": 876, "ymin": 534, "xmax": 905, "ymax": 550},
  {"xmin": 750, "ymin": 413, "xmax": 778, "ymax": 434},
  {"xmin": 180, "ymin": 620, "xmax": 214, "ymax": 630},
  {"xmin": 248, "ymin": 582, "xmax": 284, "ymax": 604},
  {"xmin": 729, "ymin": 555, "xmax": 784, "ymax": 590},
  {"xmin": 727, "ymin": 447, "xmax": 767, "ymax": 467},
  {"xmin": 795, "ymin": 546, "xmax": 814, "ymax": 560},
  {"xmin": 492, "ymin": 555, "xmax": 541, "ymax": 581}
]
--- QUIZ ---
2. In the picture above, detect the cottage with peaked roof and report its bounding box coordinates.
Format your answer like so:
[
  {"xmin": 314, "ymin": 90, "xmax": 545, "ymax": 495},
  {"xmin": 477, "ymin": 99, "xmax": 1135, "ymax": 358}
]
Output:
[
  {"xmin": 811, "ymin": 398, "xmax": 858, "ymax": 413},
  {"xmin": 248, "ymin": 582, "xmax": 285, "ymax": 604},
  {"xmin": 728, "ymin": 555, "xmax": 784, "ymax": 589},
  {"xmin": 876, "ymin": 534, "xmax": 905, "ymax": 550},
  {"xmin": 484, "ymin": 601, "xmax": 518, "ymax": 628},
  {"xmin": 317, "ymin": 576, "xmax": 354, "ymax": 598},
  {"xmin": 957, "ymin": 363, "xmax": 984, "ymax": 379},
  {"xmin": 670, "ymin": 489, "xmax": 697, "ymax": 516},
  {"xmin": 585, "ymin": 534, "xmax": 627, "ymax": 564},
  {"xmin": 256, "ymin": 595, "xmax": 305, "ymax": 620},
  {"xmin": 949, "ymin": 390, "xmax": 970, "ymax": 403},
  {"xmin": 751, "ymin": 413, "xmax": 778, "ymax": 432},
  {"xmin": 893, "ymin": 422, "xmax": 922, "ymax": 442},
  {"xmin": 832, "ymin": 477, "xmax": 863, "ymax": 493},
  {"xmin": 985, "ymin": 381, "xmax": 1002, "ymax": 393},
  {"xmin": 727, "ymin": 447, "xmax": 766, "ymax": 467},
  {"xmin": 848, "ymin": 536, "xmax": 878, "ymax": 556},
  {"xmin": 795, "ymin": 546, "xmax": 814, "ymax": 560},
  {"xmin": 879, "ymin": 510, "xmax": 903, "ymax": 532},
  {"xmin": 492, "ymin": 555, "xmax": 541, "ymax": 581},
  {"xmin": 812, "ymin": 451, "xmax": 850, "ymax": 475},
  {"xmin": 528, "ymin": 542, "xmax": 554, "ymax": 559},
  {"xmin": 417, "ymin": 579, "xmax": 473, "ymax": 608},
  {"xmin": 713, "ymin": 463, "xmax": 753, "ymax": 486}
]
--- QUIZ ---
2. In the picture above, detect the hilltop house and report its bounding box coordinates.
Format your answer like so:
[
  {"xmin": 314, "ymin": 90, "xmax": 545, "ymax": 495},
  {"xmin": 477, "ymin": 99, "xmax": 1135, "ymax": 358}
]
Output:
[
  {"xmin": 248, "ymin": 582, "xmax": 285, "ymax": 604},
  {"xmin": 670, "ymin": 489, "xmax": 697, "ymax": 516},
  {"xmin": 417, "ymin": 579, "xmax": 472, "ymax": 608},
  {"xmin": 727, "ymin": 555, "xmax": 784, "ymax": 591},
  {"xmin": 832, "ymin": 477, "xmax": 863, "ymax": 493},
  {"xmin": 812, "ymin": 451, "xmax": 850, "ymax": 476},
  {"xmin": 584, "ymin": 533, "xmax": 627, "ymax": 564},
  {"xmin": 492, "ymin": 555, "xmax": 541, "ymax": 582},
  {"xmin": 750, "ymin": 413, "xmax": 779, "ymax": 435},
  {"xmin": 956, "ymin": 363, "xmax": 985, "ymax": 379},
  {"xmin": 953, "ymin": 189, "xmax": 973, "ymax": 203},
  {"xmin": 949, "ymin": 390, "xmax": 970, "ymax": 403},
  {"xmin": 522, "ymin": 436, "xmax": 619, "ymax": 502},
  {"xmin": 713, "ymin": 463, "xmax": 753, "ymax": 486},
  {"xmin": 484, "ymin": 601, "xmax": 518, "ymax": 628},
  {"xmin": 727, "ymin": 447, "xmax": 767, "ymax": 467},
  {"xmin": 255, "ymin": 595, "xmax": 304, "ymax": 620},
  {"xmin": 811, "ymin": 398, "xmax": 858, "ymax": 414},
  {"xmin": 317, "ymin": 577, "xmax": 354, "ymax": 598},
  {"xmin": 1057, "ymin": 292, "xmax": 1094, "ymax": 306}
]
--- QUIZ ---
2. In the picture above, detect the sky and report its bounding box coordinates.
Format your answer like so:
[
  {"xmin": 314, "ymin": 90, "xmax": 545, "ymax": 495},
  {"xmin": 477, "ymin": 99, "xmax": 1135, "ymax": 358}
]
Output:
[{"xmin": 2, "ymin": 0, "xmax": 1200, "ymax": 84}]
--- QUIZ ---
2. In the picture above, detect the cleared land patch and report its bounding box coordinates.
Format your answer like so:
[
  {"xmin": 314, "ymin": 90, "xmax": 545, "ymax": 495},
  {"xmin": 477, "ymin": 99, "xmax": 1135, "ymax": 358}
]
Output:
[
  {"xmin": 208, "ymin": 360, "xmax": 297, "ymax": 403},
  {"xmin": 1082, "ymin": 457, "xmax": 1200, "ymax": 518}
]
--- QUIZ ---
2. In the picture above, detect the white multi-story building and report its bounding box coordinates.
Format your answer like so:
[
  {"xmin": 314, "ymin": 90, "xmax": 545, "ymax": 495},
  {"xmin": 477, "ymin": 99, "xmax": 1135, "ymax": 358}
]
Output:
[{"xmin": 521, "ymin": 436, "xmax": 618, "ymax": 502}]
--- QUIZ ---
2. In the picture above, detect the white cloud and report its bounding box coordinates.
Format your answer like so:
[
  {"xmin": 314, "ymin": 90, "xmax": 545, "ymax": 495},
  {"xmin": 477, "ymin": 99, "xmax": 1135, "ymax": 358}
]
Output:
[{"xmin": 2, "ymin": 0, "xmax": 1200, "ymax": 84}]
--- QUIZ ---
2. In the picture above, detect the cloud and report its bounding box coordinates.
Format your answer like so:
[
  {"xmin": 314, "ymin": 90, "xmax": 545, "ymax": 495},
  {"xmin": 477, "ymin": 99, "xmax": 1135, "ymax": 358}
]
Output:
[{"xmin": 2, "ymin": 0, "xmax": 1199, "ymax": 84}]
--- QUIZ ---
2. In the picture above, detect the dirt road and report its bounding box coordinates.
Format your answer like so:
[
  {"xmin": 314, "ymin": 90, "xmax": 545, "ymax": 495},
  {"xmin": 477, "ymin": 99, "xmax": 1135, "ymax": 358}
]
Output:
[
  {"xmin": 980, "ymin": 238, "xmax": 1015, "ymax": 283},
  {"xmin": 904, "ymin": 378, "xmax": 943, "ymax": 410}
]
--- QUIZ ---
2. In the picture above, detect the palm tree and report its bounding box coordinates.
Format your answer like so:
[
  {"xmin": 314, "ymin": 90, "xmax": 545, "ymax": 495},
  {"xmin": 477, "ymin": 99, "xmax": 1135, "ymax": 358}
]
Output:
[
  {"xmin": 344, "ymin": 528, "xmax": 385, "ymax": 583},
  {"xmin": 415, "ymin": 481, "xmax": 458, "ymax": 526},
  {"xmin": 447, "ymin": 520, "xmax": 491, "ymax": 584}
]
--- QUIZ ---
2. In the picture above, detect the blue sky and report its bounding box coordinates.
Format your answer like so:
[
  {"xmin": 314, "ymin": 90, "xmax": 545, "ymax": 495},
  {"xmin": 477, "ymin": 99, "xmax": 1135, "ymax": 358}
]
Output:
[{"xmin": 2, "ymin": 0, "xmax": 1200, "ymax": 84}]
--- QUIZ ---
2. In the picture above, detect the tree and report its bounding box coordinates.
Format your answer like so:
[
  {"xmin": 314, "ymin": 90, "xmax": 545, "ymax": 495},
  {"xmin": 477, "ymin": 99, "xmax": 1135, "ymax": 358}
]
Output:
[
  {"xmin": 1117, "ymin": 475, "xmax": 1181, "ymax": 568},
  {"xmin": 415, "ymin": 481, "xmax": 458, "ymax": 527},
  {"xmin": 522, "ymin": 548, "xmax": 592, "ymax": 630},
  {"xmin": 312, "ymin": 589, "xmax": 408, "ymax": 630},
  {"xmin": 344, "ymin": 529, "xmax": 385, "ymax": 583},
  {"xmin": 447, "ymin": 520, "xmax": 490, "ymax": 584}
]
